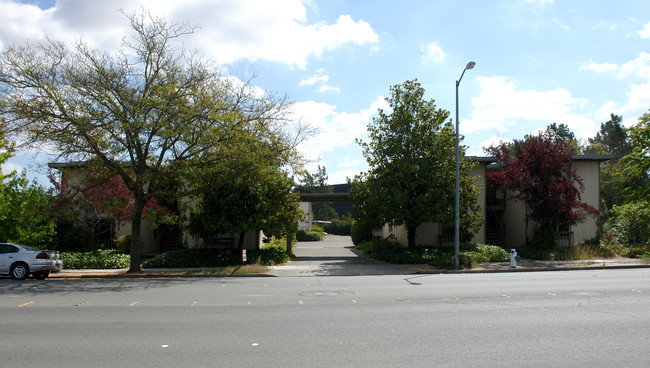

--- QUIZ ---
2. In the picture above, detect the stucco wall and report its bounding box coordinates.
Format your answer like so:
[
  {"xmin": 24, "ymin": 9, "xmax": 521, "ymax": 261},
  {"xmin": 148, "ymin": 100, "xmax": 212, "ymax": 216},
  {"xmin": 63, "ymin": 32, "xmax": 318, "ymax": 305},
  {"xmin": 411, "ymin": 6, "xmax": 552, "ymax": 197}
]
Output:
[{"xmin": 499, "ymin": 159, "xmax": 602, "ymax": 248}]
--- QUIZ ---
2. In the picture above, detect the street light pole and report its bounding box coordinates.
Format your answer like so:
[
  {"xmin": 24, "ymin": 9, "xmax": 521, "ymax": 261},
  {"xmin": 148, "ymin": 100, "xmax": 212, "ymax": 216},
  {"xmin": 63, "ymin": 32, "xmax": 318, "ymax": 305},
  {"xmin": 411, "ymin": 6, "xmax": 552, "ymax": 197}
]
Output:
[{"xmin": 454, "ymin": 61, "xmax": 475, "ymax": 269}]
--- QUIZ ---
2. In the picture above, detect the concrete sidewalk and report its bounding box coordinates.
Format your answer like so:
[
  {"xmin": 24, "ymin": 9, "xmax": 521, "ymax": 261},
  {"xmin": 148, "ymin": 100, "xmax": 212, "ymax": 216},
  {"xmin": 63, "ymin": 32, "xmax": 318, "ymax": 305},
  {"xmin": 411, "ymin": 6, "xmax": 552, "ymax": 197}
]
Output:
[{"xmin": 48, "ymin": 235, "xmax": 650, "ymax": 278}]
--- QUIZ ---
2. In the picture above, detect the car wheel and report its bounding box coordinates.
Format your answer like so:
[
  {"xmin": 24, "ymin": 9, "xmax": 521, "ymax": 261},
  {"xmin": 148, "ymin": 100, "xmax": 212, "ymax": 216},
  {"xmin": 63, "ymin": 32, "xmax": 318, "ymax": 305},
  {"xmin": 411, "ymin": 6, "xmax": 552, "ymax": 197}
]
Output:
[
  {"xmin": 33, "ymin": 272, "xmax": 49, "ymax": 280},
  {"xmin": 10, "ymin": 262, "xmax": 29, "ymax": 280}
]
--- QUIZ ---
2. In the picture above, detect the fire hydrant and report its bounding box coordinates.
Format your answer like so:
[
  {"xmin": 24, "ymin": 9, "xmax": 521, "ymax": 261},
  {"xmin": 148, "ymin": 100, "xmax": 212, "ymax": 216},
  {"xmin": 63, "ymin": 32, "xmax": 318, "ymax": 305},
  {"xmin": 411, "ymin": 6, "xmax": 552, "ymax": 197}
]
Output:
[{"xmin": 510, "ymin": 249, "xmax": 519, "ymax": 268}]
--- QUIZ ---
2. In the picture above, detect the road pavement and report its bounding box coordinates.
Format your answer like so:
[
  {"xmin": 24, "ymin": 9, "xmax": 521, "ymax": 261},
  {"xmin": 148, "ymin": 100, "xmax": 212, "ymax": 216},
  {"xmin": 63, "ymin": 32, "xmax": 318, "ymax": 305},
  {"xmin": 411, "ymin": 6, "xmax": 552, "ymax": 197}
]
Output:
[{"xmin": 1, "ymin": 268, "xmax": 649, "ymax": 367}]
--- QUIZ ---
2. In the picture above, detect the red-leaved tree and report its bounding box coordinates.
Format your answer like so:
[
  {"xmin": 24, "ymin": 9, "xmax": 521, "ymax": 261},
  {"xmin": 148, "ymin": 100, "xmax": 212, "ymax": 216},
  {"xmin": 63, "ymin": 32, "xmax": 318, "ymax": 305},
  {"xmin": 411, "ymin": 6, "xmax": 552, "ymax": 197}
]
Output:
[
  {"xmin": 485, "ymin": 135, "xmax": 598, "ymax": 247},
  {"xmin": 49, "ymin": 169, "xmax": 161, "ymax": 249}
]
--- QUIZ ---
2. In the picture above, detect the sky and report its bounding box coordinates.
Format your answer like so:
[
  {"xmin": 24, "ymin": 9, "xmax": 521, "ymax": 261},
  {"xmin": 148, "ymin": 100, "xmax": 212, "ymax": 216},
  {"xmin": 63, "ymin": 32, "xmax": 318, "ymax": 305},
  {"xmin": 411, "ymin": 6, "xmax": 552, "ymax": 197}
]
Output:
[{"xmin": 1, "ymin": 0, "xmax": 649, "ymax": 185}]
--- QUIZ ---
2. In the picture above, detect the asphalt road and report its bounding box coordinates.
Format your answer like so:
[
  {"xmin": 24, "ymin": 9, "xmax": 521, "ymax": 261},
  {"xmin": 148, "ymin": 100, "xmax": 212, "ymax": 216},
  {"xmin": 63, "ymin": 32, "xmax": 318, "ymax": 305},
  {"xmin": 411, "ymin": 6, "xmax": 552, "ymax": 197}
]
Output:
[{"xmin": 1, "ymin": 268, "xmax": 649, "ymax": 367}]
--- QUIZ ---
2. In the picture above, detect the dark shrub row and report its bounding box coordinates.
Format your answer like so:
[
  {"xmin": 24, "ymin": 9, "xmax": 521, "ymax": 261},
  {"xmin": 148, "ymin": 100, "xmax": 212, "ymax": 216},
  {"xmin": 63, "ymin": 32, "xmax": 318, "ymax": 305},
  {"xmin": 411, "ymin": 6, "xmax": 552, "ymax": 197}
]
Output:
[{"xmin": 142, "ymin": 246, "xmax": 290, "ymax": 268}]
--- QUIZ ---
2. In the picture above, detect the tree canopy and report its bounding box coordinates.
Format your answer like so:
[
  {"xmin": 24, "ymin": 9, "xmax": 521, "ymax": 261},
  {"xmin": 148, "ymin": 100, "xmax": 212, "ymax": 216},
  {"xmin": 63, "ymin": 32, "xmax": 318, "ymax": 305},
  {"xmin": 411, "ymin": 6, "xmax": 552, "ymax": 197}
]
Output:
[
  {"xmin": 350, "ymin": 79, "xmax": 481, "ymax": 248},
  {"xmin": 0, "ymin": 124, "xmax": 56, "ymax": 247},
  {"xmin": 622, "ymin": 111, "xmax": 650, "ymax": 202},
  {"xmin": 0, "ymin": 10, "xmax": 305, "ymax": 271}
]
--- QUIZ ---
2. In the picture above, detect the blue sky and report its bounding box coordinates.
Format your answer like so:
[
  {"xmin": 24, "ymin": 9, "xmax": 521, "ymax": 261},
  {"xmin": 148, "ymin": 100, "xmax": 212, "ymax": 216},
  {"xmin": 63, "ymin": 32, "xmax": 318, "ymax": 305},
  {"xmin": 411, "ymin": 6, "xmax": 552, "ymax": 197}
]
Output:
[{"xmin": 1, "ymin": 0, "xmax": 649, "ymax": 185}]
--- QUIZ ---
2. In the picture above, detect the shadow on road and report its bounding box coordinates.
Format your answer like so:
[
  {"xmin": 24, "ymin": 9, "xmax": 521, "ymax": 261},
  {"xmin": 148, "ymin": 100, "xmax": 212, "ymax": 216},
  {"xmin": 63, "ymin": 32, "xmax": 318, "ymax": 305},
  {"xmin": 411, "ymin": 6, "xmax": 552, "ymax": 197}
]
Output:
[{"xmin": 0, "ymin": 277, "xmax": 221, "ymax": 296}]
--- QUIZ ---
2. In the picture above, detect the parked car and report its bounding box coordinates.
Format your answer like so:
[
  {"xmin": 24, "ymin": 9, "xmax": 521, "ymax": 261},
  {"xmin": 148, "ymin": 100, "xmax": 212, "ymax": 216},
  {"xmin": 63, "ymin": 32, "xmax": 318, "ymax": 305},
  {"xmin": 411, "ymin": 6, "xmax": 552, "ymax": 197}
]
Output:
[{"xmin": 0, "ymin": 243, "xmax": 62, "ymax": 280}]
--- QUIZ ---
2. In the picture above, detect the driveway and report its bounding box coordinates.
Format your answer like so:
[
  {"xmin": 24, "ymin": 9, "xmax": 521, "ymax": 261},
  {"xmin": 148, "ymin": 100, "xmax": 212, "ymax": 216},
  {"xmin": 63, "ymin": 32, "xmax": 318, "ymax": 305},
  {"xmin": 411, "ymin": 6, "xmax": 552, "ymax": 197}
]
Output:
[{"xmin": 268, "ymin": 235, "xmax": 432, "ymax": 276}]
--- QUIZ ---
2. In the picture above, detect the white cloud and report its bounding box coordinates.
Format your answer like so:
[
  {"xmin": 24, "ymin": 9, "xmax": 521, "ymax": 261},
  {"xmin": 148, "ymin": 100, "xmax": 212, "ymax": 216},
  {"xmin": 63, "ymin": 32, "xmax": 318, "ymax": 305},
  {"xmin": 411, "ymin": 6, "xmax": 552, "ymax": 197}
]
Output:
[
  {"xmin": 299, "ymin": 68, "xmax": 340, "ymax": 93},
  {"xmin": 299, "ymin": 69, "xmax": 329, "ymax": 86},
  {"xmin": 329, "ymin": 168, "xmax": 364, "ymax": 184},
  {"xmin": 639, "ymin": 21, "xmax": 650, "ymax": 38},
  {"xmin": 421, "ymin": 42, "xmax": 448, "ymax": 63},
  {"xmin": 622, "ymin": 81, "xmax": 650, "ymax": 112},
  {"xmin": 337, "ymin": 157, "xmax": 362, "ymax": 168},
  {"xmin": 473, "ymin": 136, "xmax": 509, "ymax": 156},
  {"xmin": 581, "ymin": 59, "xmax": 618, "ymax": 74},
  {"xmin": 618, "ymin": 52, "xmax": 650, "ymax": 79},
  {"xmin": 293, "ymin": 96, "xmax": 387, "ymax": 161},
  {"xmin": 581, "ymin": 53, "xmax": 650, "ymax": 116},
  {"xmin": 1, "ymin": 161, "xmax": 23, "ymax": 174},
  {"xmin": 466, "ymin": 76, "xmax": 596, "ymax": 139},
  {"xmin": 582, "ymin": 52, "xmax": 650, "ymax": 79},
  {"xmin": 0, "ymin": 0, "xmax": 379, "ymax": 69}
]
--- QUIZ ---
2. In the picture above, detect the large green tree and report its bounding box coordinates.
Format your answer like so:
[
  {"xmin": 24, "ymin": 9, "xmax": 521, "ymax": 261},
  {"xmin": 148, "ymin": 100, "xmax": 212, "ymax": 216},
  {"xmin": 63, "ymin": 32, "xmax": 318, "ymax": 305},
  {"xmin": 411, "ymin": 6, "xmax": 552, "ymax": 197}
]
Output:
[
  {"xmin": 584, "ymin": 114, "xmax": 634, "ymax": 216},
  {"xmin": 188, "ymin": 158, "xmax": 302, "ymax": 250},
  {"xmin": 0, "ymin": 125, "xmax": 56, "ymax": 247},
  {"xmin": 622, "ymin": 111, "xmax": 650, "ymax": 202},
  {"xmin": 0, "ymin": 11, "xmax": 303, "ymax": 271},
  {"xmin": 351, "ymin": 79, "xmax": 481, "ymax": 248}
]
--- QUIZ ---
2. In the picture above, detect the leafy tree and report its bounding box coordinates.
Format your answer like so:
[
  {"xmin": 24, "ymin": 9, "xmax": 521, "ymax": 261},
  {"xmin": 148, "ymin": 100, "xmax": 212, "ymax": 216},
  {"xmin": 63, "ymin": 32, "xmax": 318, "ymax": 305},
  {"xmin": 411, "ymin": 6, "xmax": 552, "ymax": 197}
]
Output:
[
  {"xmin": 584, "ymin": 114, "xmax": 633, "ymax": 217},
  {"xmin": 621, "ymin": 111, "xmax": 650, "ymax": 203},
  {"xmin": 486, "ymin": 135, "xmax": 598, "ymax": 248},
  {"xmin": 0, "ymin": 11, "xmax": 303, "ymax": 271},
  {"xmin": 295, "ymin": 165, "xmax": 339, "ymax": 221},
  {"xmin": 527, "ymin": 123, "xmax": 581, "ymax": 153},
  {"xmin": 0, "ymin": 125, "xmax": 56, "ymax": 247},
  {"xmin": 585, "ymin": 114, "xmax": 631, "ymax": 158},
  {"xmin": 48, "ymin": 164, "xmax": 161, "ymax": 250},
  {"xmin": 351, "ymin": 79, "xmax": 481, "ymax": 248},
  {"xmin": 189, "ymin": 162, "xmax": 302, "ymax": 249}
]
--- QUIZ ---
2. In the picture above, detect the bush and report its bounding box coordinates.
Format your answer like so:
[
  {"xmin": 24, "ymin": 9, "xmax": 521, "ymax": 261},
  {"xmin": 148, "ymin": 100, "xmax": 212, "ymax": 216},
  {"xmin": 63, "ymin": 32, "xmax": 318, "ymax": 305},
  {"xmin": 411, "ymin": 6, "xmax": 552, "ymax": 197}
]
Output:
[
  {"xmin": 356, "ymin": 241, "xmax": 373, "ymax": 254},
  {"xmin": 603, "ymin": 201, "xmax": 650, "ymax": 246},
  {"xmin": 311, "ymin": 226, "xmax": 324, "ymax": 233},
  {"xmin": 458, "ymin": 243, "xmax": 509, "ymax": 267},
  {"xmin": 351, "ymin": 219, "xmax": 373, "ymax": 246},
  {"xmin": 296, "ymin": 230, "xmax": 324, "ymax": 241},
  {"xmin": 374, "ymin": 247, "xmax": 455, "ymax": 269},
  {"xmin": 114, "ymin": 234, "xmax": 145, "ymax": 254},
  {"xmin": 142, "ymin": 246, "xmax": 290, "ymax": 268},
  {"xmin": 324, "ymin": 219, "xmax": 352, "ymax": 235},
  {"xmin": 372, "ymin": 244, "xmax": 509, "ymax": 269},
  {"xmin": 60, "ymin": 249, "xmax": 130, "ymax": 269}
]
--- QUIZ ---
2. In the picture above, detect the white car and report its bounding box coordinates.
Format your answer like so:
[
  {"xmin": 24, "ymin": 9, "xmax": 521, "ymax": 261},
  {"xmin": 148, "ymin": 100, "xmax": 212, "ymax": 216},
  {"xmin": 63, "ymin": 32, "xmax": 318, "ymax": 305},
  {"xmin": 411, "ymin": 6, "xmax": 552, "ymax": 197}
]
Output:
[{"xmin": 0, "ymin": 243, "xmax": 62, "ymax": 280}]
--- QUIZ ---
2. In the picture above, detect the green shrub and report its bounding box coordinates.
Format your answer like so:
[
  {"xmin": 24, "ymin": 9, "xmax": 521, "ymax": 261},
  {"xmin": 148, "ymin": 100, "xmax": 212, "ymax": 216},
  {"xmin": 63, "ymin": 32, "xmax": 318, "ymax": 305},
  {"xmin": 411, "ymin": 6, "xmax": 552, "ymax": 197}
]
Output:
[
  {"xmin": 324, "ymin": 219, "xmax": 352, "ymax": 235},
  {"xmin": 142, "ymin": 247, "xmax": 290, "ymax": 268},
  {"xmin": 114, "ymin": 234, "xmax": 145, "ymax": 254},
  {"xmin": 311, "ymin": 226, "xmax": 324, "ymax": 233},
  {"xmin": 458, "ymin": 243, "xmax": 509, "ymax": 267},
  {"xmin": 356, "ymin": 241, "xmax": 373, "ymax": 254},
  {"xmin": 296, "ymin": 230, "xmax": 324, "ymax": 241},
  {"xmin": 351, "ymin": 219, "xmax": 373, "ymax": 246},
  {"xmin": 264, "ymin": 236, "xmax": 295, "ymax": 253},
  {"xmin": 60, "ymin": 249, "xmax": 130, "ymax": 269},
  {"xmin": 373, "ymin": 244, "xmax": 508, "ymax": 269},
  {"xmin": 604, "ymin": 201, "xmax": 650, "ymax": 246}
]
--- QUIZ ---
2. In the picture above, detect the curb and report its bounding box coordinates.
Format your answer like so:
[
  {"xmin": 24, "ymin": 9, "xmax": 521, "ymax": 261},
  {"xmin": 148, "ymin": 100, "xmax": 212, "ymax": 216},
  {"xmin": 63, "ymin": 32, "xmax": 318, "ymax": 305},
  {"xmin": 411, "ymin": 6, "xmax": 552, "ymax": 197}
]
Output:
[{"xmin": 47, "ymin": 261, "xmax": 650, "ymax": 279}]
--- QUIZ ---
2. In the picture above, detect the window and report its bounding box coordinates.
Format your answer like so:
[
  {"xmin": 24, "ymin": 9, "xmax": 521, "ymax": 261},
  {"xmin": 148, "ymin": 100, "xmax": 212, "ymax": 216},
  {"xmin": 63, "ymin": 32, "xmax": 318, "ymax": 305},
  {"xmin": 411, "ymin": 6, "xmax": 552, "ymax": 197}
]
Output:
[{"xmin": 0, "ymin": 244, "xmax": 19, "ymax": 254}]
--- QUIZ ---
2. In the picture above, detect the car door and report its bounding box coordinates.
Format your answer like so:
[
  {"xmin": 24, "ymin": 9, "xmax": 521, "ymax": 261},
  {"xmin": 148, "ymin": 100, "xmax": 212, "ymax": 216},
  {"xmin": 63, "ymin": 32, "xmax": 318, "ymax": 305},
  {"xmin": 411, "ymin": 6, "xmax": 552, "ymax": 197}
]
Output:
[{"xmin": 0, "ymin": 244, "xmax": 19, "ymax": 273}]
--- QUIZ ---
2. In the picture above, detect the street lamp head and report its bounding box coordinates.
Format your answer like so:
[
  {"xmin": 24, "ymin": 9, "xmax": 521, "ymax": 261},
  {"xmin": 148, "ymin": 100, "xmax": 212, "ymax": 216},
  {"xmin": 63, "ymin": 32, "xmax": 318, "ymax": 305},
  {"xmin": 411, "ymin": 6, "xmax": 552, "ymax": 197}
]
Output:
[{"xmin": 466, "ymin": 61, "xmax": 476, "ymax": 70}]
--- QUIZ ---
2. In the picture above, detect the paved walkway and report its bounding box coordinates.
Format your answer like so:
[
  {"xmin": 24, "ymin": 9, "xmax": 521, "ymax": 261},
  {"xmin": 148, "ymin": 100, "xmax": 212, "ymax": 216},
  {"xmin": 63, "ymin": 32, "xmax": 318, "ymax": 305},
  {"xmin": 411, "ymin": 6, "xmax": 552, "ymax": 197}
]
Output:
[{"xmin": 267, "ymin": 235, "xmax": 432, "ymax": 276}]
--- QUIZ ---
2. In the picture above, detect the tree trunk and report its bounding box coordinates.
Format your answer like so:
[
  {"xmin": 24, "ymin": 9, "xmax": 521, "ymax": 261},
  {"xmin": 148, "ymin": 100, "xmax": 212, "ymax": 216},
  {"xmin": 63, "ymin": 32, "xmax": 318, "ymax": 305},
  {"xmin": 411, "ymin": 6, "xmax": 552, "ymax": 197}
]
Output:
[
  {"xmin": 128, "ymin": 195, "xmax": 145, "ymax": 273},
  {"xmin": 237, "ymin": 231, "xmax": 246, "ymax": 250},
  {"xmin": 286, "ymin": 232, "xmax": 293, "ymax": 255},
  {"xmin": 407, "ymin": 224, "xmax": 416, "ymax": 249}
]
